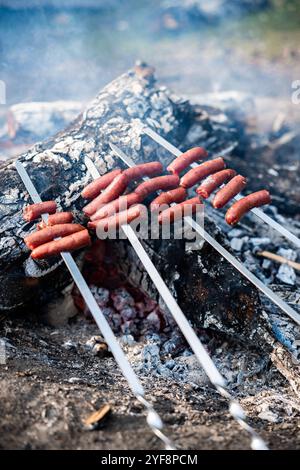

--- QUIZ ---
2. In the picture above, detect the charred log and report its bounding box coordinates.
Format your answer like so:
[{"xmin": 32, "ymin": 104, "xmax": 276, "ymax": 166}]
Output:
[{"xmin": 0, "ymin": 65, "xmax": 273, "ymax": 349}]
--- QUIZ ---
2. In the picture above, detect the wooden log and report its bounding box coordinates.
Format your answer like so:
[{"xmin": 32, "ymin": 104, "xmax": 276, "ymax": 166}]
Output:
[{"xmin": 0, "ymin": 64, "xmax": 264, "ymax": 348}]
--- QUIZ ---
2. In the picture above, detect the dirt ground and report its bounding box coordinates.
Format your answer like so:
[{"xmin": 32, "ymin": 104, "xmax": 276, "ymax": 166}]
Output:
[{"xmin": 0, "ymin": 311, "xmax": 299, "ymax": 450}]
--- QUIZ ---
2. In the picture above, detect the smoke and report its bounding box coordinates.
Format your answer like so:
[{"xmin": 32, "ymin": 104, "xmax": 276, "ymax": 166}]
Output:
[
  {"xmin": 0, "ymin": 1, "xmax": 297, "ymax": 105},
  {"xmin": 0, "ymin": 79, "xmax": 5, "ymax": 105}
]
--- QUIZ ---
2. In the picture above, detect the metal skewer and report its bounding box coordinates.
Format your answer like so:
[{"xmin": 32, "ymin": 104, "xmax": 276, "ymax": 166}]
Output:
[
  {"xmin": 109, "ymin": 143, "xmax": 300, "ymax": 327},
  {"xmin": 104, "ymin": 145, "xmax": 268, "ymax": 450},
  {"xmin": 15, "ymin": 159, "xmax": 175, "ymax": 451},
  {"xmin": 141, "ymin": 124, "xmax": 300, "ymax": 250},
  {"xmin": 85, "ymin": 155, "xmax": 224, "ymax": 388}
]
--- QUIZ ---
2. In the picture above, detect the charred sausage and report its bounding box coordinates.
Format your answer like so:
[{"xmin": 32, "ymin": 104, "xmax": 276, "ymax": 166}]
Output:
[
  {"xmin": 37, "ymin": 212, "xmax": 74, "ymax": 229},
  {"xmin": 167, "ymin": 147, "xmax": 207, "ymax": 175},
  {"xmin": 196, "ymin": 169, "xmax": 236, "ymax": 199},
  {"xmin": 25, "ymin": 223, "xmax": 85, "ymax": 250},
  {"xmin": 31, "ymin": 229, "xmax": 91, "ymax": 259},
  {"xmin": 212, "ymin": 175, "xmax": 247, "ymax": 209},
  {"xmin": 123, "ymin": 161, "xmax": 163, "ymax": 180},
  {"xmin": 90, "ymin": 192, "xmax": 142, "ymax": 221},
  {"xmin": 23, "ymin": 201, "xmax": 57, "ymax": 222},
  {"xmin": 180, "ymin": 158, "xmax": 225, "ymax": 189},
  {"xmin": 225, "ymin": 190, "xmax": 271, "ymax": 225},
  {"xmin": 83, "ymin": 173, "xmax": 128, "ymax": 216},
  {"xmin": 81, "ymin": 169, "xmax": 122, "ymax": 199},
  {"xmin": 134, "ymin": 175, "xmax": 179, "ymax": 199},
  {"xmin": 150, "ymin": 187, "xmax": 187, "ymax": 211},
  {"xmin": 88, "ymin": 204, "xmax": 146, "ymax": 231},
  {"xmin": 158, "ymin": 196, "xmax": 202, "ymax": 224}
]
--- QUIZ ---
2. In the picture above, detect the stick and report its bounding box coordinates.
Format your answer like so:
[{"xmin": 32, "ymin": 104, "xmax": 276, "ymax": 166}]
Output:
[{"xmin": 257, "ymin": 251, "xmax": 300, "ymax": 272}]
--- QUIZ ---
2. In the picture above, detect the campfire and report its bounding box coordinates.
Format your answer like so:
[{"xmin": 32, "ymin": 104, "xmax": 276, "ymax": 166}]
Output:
[{"xmin": 1, "ymin": 2, "xmax": 300, "ymax": 452}]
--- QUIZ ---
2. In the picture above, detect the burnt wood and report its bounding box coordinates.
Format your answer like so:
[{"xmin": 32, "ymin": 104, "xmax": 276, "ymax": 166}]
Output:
[{"xmin": 0, "ymin": 65, "xmax": 263, "ymax": 346}]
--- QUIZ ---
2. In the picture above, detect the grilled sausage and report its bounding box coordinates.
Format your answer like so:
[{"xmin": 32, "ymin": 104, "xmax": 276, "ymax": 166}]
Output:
[
  {"xmin": 23, "ymin": 201, "xmax": 57, "ymax": 222},
  {"xmin": 37, "ymin": 212, "xmax": 74, "ymax": 229},
  {"xmin": 31, "ymin": 229, "xmax": 91, "ymax": 259},
  {"xmin": 25, "ymin": 223, "xmax": 85, "ymax": 250},
  {"xmin": 134, "ymin": 175, "xmax": 179, "ymax": 199},
  {"xmin": 88, "ymin": 204, "xmax": 146, "ymax": 231},
  {"xmin": 83, "ymin": 173, "xmax": 128, "ymax": 216},
  {"xmin": 81, "ymin": 169, "xmax": 122, "ymax": 199},
  {"xmin": 150, "ymin": 187, "xmax": 187, "ymax": 211},
  {"xmin": 167, "ymin": 147, "xmax": 207, "ymax": 175},
  {"xmin": 212, "ymin": 175, "xmax": 247, "ymax": 209},
  {"xmin": 225, "ymin": 190, "xmax": 271, "ymax": 225},
  {"xmin": 196, "ymin": 169, "xmax": 236, "ymax": 199},
  {"xmin": 180, "ymin": 158, "xmax": 225, "ymax": 189},
  {"xmin": 90, "ymin": 192, "xmax": 142, "ymax": 221},
  {"xmin": 158, "ymin": 196, "xmax": 202, "ymax": 224},
  {"xmin": 123, "ymin": 161, "xmax": 163, "ymax": 180}
]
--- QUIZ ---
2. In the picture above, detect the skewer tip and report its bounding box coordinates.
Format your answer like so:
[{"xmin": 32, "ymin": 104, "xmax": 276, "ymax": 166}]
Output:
[
  {"xmin": 251, "ymin": 437, "xmax": 269, "ymax": 451},
  {"xmin": 147, "ymin": 409, "xmax": 163, "ymax": 430}
]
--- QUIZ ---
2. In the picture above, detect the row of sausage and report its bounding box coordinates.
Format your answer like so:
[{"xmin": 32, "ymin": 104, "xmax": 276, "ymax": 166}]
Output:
[
  {"xmin": 22, "ymin": 146, "xmax": 271, "ymax": 259},
  {"xmin": 81, "ymin": 147, "xmax": 271, "ymax": 227}
]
